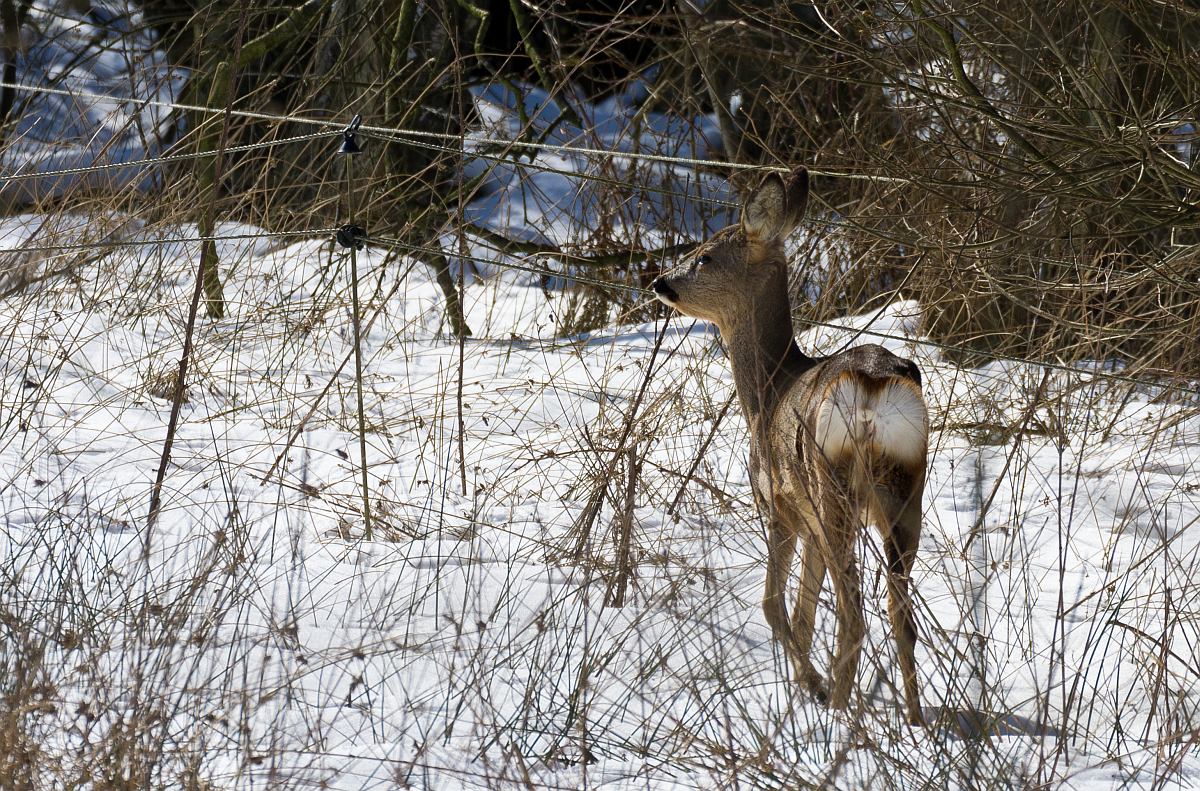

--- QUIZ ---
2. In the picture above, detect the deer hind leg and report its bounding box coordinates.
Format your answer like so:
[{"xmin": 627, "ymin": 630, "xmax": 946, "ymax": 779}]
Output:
[
  {"xmin": 875, "ymin": 482, "xmax": 926, "ymax": 727},
  {"xmin": 819, "ymin": 487, "xmax": 865, "ymax": 712}
]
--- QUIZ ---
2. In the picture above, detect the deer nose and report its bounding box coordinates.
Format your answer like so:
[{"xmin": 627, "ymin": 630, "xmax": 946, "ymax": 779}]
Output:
[{"xmin": 650, "ymin": 277, "xmax": 678, "ymax": 303}]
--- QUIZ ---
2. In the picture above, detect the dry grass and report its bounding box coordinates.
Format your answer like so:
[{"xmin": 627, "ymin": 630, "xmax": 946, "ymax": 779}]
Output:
[{"xmin": 0, "ymin": 0, "xmax": 1198, "ymax": 788}]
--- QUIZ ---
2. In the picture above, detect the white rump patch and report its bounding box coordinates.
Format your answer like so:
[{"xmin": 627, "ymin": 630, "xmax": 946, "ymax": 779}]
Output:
[{"xmin": 814, "ymin": 376, "xmax": 927, "ymax": 464}]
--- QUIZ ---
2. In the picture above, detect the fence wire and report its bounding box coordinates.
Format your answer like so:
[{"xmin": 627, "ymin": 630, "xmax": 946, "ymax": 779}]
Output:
[
  {"xmin": 5, "ymin": 77, "xmax": 1197, "ymax": 305},
  {"xmin": 0, "ymin": 78, "xmax": 906, "ymax": 181}
]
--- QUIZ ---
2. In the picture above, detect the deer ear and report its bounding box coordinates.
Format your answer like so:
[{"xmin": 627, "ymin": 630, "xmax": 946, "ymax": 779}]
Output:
[
  {"xmin": 742, "ymin": 173, "xmax": 787, "ymax": 241},
  {"xmin": 742, "ymin": 168, "xmax": 809, "ymax": 241}
]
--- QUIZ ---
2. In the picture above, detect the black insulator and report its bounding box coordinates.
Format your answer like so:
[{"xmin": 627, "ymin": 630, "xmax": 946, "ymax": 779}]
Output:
[
  {"xmin": 339, "ymin": 114, "xmax": 363, "ymax": 155},
  {"xmin": 336, "ymin": 224, "xmax": 366, "ymax": 250}
]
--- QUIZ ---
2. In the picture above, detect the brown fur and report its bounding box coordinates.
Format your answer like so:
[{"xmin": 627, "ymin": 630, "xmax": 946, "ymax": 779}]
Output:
[{"xmin": 652, "ymin": 168, "xmax": 928, "ymax": 726}]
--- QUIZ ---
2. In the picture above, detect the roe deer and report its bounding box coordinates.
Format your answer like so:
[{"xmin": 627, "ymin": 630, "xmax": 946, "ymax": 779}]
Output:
[{"xmin": 651, "ymin": 167, "xmax": 927, "ymax": 726}]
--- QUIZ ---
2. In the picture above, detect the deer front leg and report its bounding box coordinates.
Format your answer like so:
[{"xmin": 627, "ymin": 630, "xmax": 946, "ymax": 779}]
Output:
[
  {"xmin": 762, "ymin": 516, "xmax": 798, "ymax": 654},
  {"xmin": 791, "ymin": 534, "xmax": 828, "ymax": 701}
]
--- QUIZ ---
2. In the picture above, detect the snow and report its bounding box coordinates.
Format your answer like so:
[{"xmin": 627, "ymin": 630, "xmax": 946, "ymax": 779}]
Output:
[
  {"xmin": 0, "ymin": 0, "xmax": 183, "ymax": 204},
  {"xmin": 3, "ymin": 206, "xmax": 1199, "ymax": 789},
  {"xmin": 2, "ymin": 4, "xmax": 1200, "ymax": 790}
]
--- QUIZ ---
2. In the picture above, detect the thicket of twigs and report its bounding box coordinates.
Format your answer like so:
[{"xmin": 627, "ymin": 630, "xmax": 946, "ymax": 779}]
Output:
[{"xmin": 129, "ymin": 0, "xmax": 1200, "ymax": 376}]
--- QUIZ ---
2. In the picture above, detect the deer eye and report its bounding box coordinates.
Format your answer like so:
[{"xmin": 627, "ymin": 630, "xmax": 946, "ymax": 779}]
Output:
[{"xmin": 696, "ymin": 254, "xmax": 712, "ymax": 266}]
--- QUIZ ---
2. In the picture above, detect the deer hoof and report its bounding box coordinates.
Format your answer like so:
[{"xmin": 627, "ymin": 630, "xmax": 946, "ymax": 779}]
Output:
[{"xmin": 796, "ymin": 669, "xmax": 829, "ymax": 705}]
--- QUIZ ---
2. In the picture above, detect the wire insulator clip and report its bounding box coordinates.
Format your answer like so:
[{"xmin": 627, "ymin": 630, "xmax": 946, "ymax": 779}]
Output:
[
  {"xmin": 336, "ymin": 224, "xmax": 366, "ymax": 250},
  {"xmin": 339, "ymin": 114, "xmax": 363, "ymax": 155}
]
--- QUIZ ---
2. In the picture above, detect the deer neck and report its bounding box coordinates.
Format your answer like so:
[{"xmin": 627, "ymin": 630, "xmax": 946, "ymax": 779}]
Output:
[{"xmin": 720, "ymin": 291, "xmax": 814, "ymax": 432}]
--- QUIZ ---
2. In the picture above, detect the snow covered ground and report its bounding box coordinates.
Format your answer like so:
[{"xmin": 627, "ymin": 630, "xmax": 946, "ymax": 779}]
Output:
[
  {"xmin": 1, "ymin": 206, "xmax": 1199, "ymax": 790},
  {"xmin": 2, "ymin": 2, "xmax": 1200, "ymax": 789}
]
